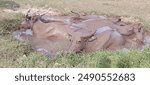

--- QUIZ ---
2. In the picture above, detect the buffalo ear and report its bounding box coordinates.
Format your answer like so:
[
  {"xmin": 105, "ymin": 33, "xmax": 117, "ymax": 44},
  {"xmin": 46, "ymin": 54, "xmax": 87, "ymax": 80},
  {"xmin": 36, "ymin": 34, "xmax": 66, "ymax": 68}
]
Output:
[
  {"xmin": 134, "ymin": 27, "xmax": 144, "ymax": 35},
  {"xmin": 25, "ymin": 15, "xmax": 28, "ymax": 18},
  {"xmin": 138, "ymin": 27, "xmax": 144, "ymax": 33},
  {"xmin": 26, "ymin": 9, "xmax": 31, "ymax": 18},
  {"xmin": 27, "ymin": 16, "xmax": 32, "ymax": 20},
  {"xmin": 82, "ymin": 31, "xmax": 96, "ymax": 39}
]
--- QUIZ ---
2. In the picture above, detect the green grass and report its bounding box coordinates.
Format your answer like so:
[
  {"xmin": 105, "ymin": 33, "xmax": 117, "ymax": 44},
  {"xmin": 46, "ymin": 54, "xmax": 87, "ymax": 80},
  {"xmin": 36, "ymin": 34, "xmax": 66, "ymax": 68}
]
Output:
[
  {"xmin": 0, "ymin": 0, "xmax": 20, "ymax": 10},
  {"xmin": 0, "ymin": 0, "xmax": 150, "ymax": 68}
]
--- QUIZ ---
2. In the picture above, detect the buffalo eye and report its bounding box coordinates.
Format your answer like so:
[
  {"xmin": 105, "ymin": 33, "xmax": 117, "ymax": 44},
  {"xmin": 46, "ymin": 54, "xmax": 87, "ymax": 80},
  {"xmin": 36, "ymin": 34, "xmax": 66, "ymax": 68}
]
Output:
[
  {"xmin": 138, "ymin": 28, "xmax": 142, "ymax": 32},
  {"xmin": 76, "ymin": 41, "xmax": 81, "ymax": 44},
  {"xmin": 26, "ymin": 16, "xmax": 31, "ymax": 21}
]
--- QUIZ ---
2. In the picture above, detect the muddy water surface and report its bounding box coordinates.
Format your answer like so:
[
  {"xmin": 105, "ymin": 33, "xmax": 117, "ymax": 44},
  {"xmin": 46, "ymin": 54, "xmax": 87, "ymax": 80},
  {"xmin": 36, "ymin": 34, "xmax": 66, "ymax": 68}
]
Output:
[{"xmin": 13, "ymin": 14, "xmax": 150, "ymax": 56}]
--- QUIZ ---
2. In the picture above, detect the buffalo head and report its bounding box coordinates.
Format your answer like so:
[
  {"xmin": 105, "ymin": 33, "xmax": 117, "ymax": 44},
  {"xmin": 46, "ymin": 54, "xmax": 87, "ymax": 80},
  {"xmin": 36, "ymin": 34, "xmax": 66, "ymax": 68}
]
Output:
[
  {"xmin": 69, "ymin": 30, "xmax": 96, "ymax": 53},
  {"xmin": 20, "ymin": 9, "xmax": 49, "ymax": 29}
]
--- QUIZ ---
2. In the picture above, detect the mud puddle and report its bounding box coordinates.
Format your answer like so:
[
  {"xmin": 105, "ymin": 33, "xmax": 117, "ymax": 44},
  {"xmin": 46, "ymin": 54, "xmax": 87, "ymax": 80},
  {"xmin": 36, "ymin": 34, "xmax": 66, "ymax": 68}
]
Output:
[{"xmin": 12, "ymin": 11, "xmax": 150, "ymax": 56}]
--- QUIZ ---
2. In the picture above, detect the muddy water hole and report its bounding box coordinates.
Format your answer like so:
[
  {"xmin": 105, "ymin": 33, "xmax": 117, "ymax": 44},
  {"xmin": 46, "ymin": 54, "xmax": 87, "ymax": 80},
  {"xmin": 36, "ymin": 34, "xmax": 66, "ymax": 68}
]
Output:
[{"xmin": 12, "ymin": 10, "xmax": 150, "ymax": 57}]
